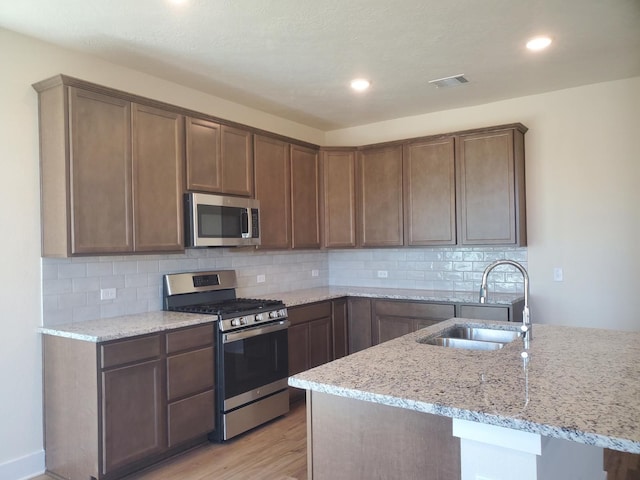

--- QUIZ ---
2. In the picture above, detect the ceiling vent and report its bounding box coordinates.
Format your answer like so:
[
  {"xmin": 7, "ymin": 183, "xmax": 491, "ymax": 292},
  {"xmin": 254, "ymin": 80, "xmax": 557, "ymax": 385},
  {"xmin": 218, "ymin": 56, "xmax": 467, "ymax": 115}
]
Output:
[{"xmin": 428, "ymin": 74, "xmax": 469, "ymax": 88}]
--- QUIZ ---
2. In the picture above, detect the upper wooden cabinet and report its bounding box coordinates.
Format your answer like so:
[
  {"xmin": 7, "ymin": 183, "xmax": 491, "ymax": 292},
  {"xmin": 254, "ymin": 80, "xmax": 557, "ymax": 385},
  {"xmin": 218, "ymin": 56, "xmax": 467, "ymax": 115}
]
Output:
[
  {"xmin": 403, "ymin": 137, "xmax": 456, "ymax": 246},
  {"xmin": 34, "ymin": 77, "xmax": 185, "ymax": 256},
  {"xmin": 320, "ymin": 149, "xmax": 357, "ymax": 248},
  {"xmin": 185, "ymin": 117, "xmax": 222, "ymax": 192},
  {"xmin": 456, "ymin": 126, "xmax": 527, "ymax": 246},
  {"xmin": 357, "ymin": 145, "xmax": 404, "ymax": 247},
  {"xmin": 291, "ymin": 144, "xmax": 320, "ymax": 249},
  {"xmin": 185, "ymin": 118, "xmax": 253, "ymax": 197},
  {"xmin": 254, "ymin": 135, "xmax": 292, "ymax": 249},
  {"xmin": 67, "ymin": 87, "xmax": 133, "ymax": 254},
  {"xmin": 132, "ymin": 104, "xmax": 184, "ymax": 252},
  {"xmin": 254, "ymin": 135, "xmax": 321, "ymax": 250}
]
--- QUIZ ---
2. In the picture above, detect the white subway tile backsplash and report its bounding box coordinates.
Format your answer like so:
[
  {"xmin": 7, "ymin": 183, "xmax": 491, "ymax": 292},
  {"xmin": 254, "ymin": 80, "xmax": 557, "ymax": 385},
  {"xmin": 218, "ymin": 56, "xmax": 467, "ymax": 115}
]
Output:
[{"xmin": 41, "ymin": 246, "xmax": 525, "ymax": 326}]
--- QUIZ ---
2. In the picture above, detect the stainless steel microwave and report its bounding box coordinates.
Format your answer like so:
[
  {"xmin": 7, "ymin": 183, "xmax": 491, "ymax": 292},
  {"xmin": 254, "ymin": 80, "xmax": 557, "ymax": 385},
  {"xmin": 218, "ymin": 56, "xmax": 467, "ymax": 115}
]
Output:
[{"xmin": 184, "ymin": 193, "xmax": 260, "ymax": 247}]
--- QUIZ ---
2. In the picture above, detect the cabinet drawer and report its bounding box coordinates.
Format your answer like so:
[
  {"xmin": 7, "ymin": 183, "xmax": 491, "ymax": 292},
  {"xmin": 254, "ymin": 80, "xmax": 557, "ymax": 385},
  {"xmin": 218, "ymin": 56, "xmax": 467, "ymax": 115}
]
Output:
[
  {"xmin": 458, "ymin": 305, "xmax": 509, "ymax": 322},
  {"xmin": 374, "ymin": 300, "xmax": 454, "ymax": 320},
  {"xmin": 167, "ymin": 347, "xmax": 214, "ymax": 401},
  {"xmin": 288, "ymin": 301, "xmax": 331, "ymax": 326},
  {"xmin": 168, "ymin": 389, "xmax": 215, "ymax": 447},
  {"xmin": 166, "ymin": 324, "xmax": 214, "ymax": 354},
  {"xmin": 101, "ymin": 335, "xmax": 161, "ymax": 369}
]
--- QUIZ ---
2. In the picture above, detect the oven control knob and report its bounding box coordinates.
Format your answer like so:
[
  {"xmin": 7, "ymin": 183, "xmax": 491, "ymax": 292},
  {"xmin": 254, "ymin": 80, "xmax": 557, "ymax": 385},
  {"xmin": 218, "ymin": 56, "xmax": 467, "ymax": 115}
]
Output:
[
  {"xmin": 255, "ymin": 313, "xmax": 264, "ymax": 322},
  {"xmin": 231, "ymin": 318, "xmax": 241, "ymax": 327},
  {"xmin": 240, "ymin": 317, "xmax": 248, "ymax": 325},
  {"xmin": 269, "ymin": 310, "xmax": 278, "ymax": 319}
]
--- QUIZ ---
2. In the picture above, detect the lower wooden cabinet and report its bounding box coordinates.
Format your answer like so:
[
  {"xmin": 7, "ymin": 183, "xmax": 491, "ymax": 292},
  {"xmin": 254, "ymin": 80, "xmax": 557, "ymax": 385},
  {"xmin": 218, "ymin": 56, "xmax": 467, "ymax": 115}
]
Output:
[
  {"xmin": 373, "ymin": 300, "xmax": 455, "ymax": 344},
  {"xmin": 102, "ymin": 356, "xmax": 165, "ymax": 474},
  {"xmin": 347, "ymin": 297, "xmax": 374, "ymax": 354},
  {"xmin": 331, "ymin": 298, "xmax": 348, "ymax": 360},
  {"xmin": 43, "ymin": 323, "xmax": 215, "ymax": 480},
  {"xmin": 288, "ymin": 301, "xmax": 333, "ymax": 403}
]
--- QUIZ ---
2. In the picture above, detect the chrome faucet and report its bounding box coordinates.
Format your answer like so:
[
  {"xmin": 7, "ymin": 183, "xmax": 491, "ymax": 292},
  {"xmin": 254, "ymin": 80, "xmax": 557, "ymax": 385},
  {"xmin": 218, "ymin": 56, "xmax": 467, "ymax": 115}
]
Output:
[{"xmin": 479, "ymin": 260, "xmax": 531, "ymax": 341}]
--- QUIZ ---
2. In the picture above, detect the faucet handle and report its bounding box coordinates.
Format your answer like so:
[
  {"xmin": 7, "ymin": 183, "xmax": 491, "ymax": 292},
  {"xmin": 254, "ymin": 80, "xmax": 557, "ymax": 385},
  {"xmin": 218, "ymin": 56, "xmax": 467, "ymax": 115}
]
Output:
[{"xmin": 479, "ymin": 284, "xmax": 488, "ymax": 304}]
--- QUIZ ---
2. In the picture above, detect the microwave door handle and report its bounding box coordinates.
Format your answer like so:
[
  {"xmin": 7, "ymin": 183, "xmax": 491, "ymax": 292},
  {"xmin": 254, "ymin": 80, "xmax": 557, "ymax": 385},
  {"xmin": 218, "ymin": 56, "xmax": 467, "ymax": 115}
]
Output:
[{"xmin": 241, "ymin": 209, "xmax": 249, "ymax": 237}]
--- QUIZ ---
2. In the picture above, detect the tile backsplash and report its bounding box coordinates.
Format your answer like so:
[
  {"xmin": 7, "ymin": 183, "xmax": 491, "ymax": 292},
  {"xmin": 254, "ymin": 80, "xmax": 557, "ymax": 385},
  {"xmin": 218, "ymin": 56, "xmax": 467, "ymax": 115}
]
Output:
[{"xmin": 41, "ymin": 246, "xmax": 526, "ymax": 326}]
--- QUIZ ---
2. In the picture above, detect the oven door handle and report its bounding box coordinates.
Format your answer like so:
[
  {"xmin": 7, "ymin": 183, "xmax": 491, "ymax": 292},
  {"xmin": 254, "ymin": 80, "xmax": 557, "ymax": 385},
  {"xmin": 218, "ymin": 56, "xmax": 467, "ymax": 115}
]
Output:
[{"xmin": 222, "ymin": 320, "xmax": 290, "ymax": 343}]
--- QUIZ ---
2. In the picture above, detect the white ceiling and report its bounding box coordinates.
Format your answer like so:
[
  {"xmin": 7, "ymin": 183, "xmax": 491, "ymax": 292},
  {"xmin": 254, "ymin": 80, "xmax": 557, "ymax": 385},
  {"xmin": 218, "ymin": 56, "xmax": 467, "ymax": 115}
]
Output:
[{"xmin": 2, "ymin": 0, "xmax": 639, "ymax": 130}]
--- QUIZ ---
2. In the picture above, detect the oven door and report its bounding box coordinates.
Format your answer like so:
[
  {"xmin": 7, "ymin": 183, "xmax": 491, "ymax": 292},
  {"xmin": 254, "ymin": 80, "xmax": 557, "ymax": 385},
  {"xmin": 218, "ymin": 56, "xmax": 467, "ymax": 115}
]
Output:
[{"xmin": 220, "ymin": 320, "xmax": 289, "ymax": 411}]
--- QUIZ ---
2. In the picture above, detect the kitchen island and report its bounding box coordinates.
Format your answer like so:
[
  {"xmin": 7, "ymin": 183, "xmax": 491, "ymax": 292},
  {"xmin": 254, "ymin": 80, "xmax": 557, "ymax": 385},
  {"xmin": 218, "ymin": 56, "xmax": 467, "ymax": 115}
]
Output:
[{"xmin": 289, "ymin": 319, "xmax": 640, "ymax": 480}]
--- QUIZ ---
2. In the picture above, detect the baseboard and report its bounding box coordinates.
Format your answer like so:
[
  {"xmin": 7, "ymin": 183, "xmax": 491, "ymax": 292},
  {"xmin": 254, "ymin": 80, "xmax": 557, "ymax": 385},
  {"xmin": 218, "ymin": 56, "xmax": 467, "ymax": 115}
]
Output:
[{"xmin": 0, "ymin": 450, "xmax": 45, "ymax": 480}]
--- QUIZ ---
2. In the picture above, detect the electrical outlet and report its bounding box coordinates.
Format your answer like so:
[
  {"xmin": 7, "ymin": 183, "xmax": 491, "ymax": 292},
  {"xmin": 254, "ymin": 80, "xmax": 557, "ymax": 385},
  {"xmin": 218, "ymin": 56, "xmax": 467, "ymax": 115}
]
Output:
[
  {"xmin": 100, "ymin": 288, "xmax": 116, "ymax": 301},
  {"xmin": 377, "ymin": 270, "xmax": 388, "ymax": 278},
  {"xmin": 553, "ymin": 267, "xmax": 563, "ymax": 282},
  {"xmin": 257, "ymin": 274, "xmax": 266, "ymax": 283},
  {"xmin": 311, "ymin": 269, "xmax": 319, "ymax": 277}
]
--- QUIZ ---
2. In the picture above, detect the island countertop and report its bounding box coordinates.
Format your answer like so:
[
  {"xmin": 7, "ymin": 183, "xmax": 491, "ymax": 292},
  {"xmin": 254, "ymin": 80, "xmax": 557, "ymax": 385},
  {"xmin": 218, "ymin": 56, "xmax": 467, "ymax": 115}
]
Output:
[{"xmin": 289, "ymin": 318, "xmax": 640, "ymax": 454}]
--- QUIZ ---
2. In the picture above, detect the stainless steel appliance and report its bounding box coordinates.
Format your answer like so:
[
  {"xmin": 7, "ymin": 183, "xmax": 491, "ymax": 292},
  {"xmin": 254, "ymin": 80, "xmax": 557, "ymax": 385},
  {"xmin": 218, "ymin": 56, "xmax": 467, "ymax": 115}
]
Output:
[
  {"xmin": 184, "ymin": 193, "xmax": 260, "ymax": 247},
  {"xmin": 163, "ymin": 270, "xmax": 289, "ymax": 441}
]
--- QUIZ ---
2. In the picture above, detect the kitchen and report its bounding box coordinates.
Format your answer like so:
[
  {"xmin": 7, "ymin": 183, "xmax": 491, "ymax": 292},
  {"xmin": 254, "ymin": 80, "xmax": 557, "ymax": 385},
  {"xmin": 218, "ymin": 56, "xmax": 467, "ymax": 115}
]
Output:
[{"xmin": 0, "ymin": 1, "xmax": 639, "ymax": 479}]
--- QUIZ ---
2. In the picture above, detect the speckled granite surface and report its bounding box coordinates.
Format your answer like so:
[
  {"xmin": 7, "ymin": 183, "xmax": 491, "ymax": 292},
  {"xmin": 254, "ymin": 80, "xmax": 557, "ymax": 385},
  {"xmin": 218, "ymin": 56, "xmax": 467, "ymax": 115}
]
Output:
[
  {"xmin": 39, "ymin": 311, "xmax": 215, "ymax": 342},
  {"xmin": 261, "ymin": 286, "xmax": 523, "ymax": 307},
  {"xmin": 290, "ymin": 318, "xmax": 640, "ymax": 454}
]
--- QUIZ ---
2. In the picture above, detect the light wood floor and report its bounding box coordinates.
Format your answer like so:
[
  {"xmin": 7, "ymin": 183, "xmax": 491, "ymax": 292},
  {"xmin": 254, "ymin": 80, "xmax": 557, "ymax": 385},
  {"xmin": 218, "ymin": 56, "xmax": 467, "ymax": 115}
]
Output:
[{"xmin": 31, "ymin": 400, "xmax": 639, "ymax": 480}]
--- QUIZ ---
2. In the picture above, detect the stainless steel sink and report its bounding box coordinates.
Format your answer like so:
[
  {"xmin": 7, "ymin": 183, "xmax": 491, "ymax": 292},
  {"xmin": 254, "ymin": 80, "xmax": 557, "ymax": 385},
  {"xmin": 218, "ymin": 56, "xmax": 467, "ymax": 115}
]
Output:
[
  {"xmin": 418, "ymin": 325, "xmax": 520, "ymax": 351},
  {"xmin": 444, "ymin": 326, "xmax": 520, "ymax": 343},
  {"xmin": 425, "ymin": 337, "xmax": 506, "ymax": 351}
]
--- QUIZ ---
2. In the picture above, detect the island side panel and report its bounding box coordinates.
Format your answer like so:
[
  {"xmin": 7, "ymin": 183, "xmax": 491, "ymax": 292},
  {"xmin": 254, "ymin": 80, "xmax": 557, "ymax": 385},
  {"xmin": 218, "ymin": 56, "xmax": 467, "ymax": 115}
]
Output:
[{"xmin": 307, "ymin": 391, "xmax": 460, "ymax": 480}]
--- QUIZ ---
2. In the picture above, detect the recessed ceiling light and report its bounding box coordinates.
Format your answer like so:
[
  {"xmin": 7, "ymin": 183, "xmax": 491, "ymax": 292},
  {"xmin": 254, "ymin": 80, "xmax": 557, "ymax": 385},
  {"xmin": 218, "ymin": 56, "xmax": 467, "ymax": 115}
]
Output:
[
  {"xmin": 526, "ymin": 36, "xmax": 552, "ymax": 51},
  {"xmin": 350, "ymin": 79, "xmax": 371, "ymax": 92},
  {"xmin": 168, "ymin": 0, "xmax": 188, "ymax": 5}
]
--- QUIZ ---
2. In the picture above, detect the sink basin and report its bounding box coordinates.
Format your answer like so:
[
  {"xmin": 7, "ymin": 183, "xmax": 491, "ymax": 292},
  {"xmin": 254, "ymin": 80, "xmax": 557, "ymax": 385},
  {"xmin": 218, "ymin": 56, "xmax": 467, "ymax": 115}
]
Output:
[
  {"xmin": 444, "ymin": 326, "xmax": 520, "ymax": 343},
  {"xmin": 418, "ymin": 325, "xmax": 520, "ymax": 351},
  {"xmin": 425, "ymin": 337, "xmax": 506, "ymax": 351}
]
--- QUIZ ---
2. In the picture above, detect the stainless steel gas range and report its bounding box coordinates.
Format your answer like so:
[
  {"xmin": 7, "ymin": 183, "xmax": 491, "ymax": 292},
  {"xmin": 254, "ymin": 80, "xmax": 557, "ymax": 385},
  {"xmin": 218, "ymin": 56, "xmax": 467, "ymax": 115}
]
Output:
[{"xmin": 163, "ymin": 270, "xmax": 289, "ymax": 441}]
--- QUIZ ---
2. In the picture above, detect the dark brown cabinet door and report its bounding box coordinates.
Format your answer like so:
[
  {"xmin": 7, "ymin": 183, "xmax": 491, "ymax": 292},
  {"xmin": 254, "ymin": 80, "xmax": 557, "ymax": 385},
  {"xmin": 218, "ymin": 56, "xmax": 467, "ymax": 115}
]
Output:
[
  {"xmin": 254, "ymin": 135, "xmax": 291, "ymax": 249},
  {"xmin": 221, "ymin": 125, "xmax": 253, "ymax": 197},
  {"xmin": 357, "ymin": 145, "xmax": 404, "ymax": 246},
  {"xmin": 288, "ymin": 323, "xmax": 310, "ymax": 376},
  {"xmin": 288, "ymin": 322, "xmax": 310, "ymax": 403},
  {"xmin": 132, "ymin": 104, "xmax": 185, "ymax": 252},
  {"xmin": 403, "ymin": 137, "xmax": 456, "ymax": 245},
  {"xmin": 332, "ymin": 298, "xmax": 349, "ymax": 360},
  {"xmin": 68, "ymin": 87, "xmax": 133, "ymax": 254},
  {"xmin": 185, "ymin": 117, "xmax": 222, "ymax": 193},
  {"xmin": 290, "ymin": 144, "xmax": 321, "ymax": 249},
  {"xmin": 347, "ymin": 297, "xmax": 373, "ymax": 354},
  {"xmin": 373, "ymin": 300, "xmax": 455, "ymax": 344},
  {"xmin": 456, "ymin": 127, "xmax": 526, "ymax": 245},
  {"xmin": 101, "ymin": 359, "xmax": 165, "ymax": 475},
  {"xmin": 309, "ymin": 317, "xmax": 332, "ymax": 368},
  {"xmin": 321, "ymin": 150, "xmax": 357, "ymax": 248},
  {"xmin": 375, "ymin": 316, "xmax": 414, "ymax": 344}
]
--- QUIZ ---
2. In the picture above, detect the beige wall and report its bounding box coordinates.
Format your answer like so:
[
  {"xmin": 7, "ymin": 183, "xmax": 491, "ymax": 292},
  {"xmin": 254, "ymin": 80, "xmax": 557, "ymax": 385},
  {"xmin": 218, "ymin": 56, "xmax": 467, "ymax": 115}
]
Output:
[
  {"xmin": 0, "ymin": 28, "xmax": 324, "ymax": 477},
  {"xmin": 2, "ymin": 25, "xmax": 639, "ymax": 478},
  {"xmin": 327, "ymin": 77, "xmax": 640, "ymax": 331}
]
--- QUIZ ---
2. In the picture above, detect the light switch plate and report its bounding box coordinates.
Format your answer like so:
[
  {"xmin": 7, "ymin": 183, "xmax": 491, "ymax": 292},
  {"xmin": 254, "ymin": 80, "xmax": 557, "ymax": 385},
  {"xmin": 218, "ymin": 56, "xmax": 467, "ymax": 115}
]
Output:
[
  {"xmin": 377, "ymin": 270, "xmax": 388, "ymax": 278},
  {"xmin": 553, "ymin": 267, "xmax": 564, "ymax": 282},
  {"xmin": 100, "ymin": 288, "xmax": 116, "ymax": 300},
  {"xmin": 257, "ymin": 274, "xmax": 266, "ymax": 283}
]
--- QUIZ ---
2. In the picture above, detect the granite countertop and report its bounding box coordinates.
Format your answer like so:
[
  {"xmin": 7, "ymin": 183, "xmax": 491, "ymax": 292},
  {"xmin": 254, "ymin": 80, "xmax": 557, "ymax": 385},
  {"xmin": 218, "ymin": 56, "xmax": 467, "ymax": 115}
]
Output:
[
  {"xmin": 260, "ymin": 286, "xmax": 523, "ymax": 307},
  {"xmin": 289, "ymin": 318, "xmax": 640, "ymax": 454},
  {"xmin": 39, "ymin": 311, "xmax": 215, "ymax": 342}
]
